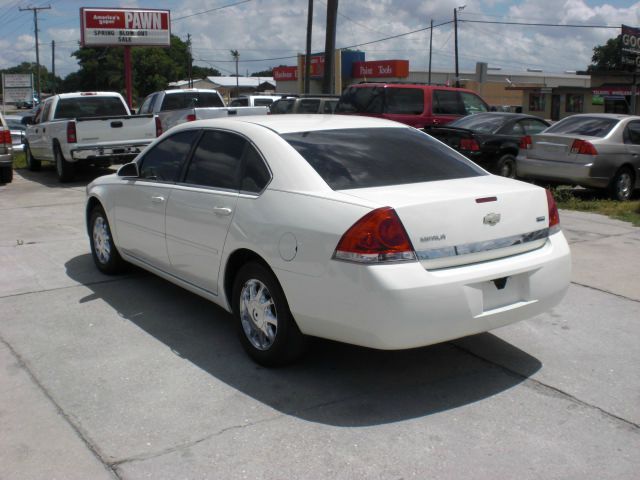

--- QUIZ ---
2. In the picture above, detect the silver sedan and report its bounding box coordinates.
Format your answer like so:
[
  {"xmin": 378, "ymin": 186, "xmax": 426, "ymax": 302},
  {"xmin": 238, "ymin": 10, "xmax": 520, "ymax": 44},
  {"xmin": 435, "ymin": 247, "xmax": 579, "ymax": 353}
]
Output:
[{"xmin": 516, "ymin": 114, "xmax": 640, "ymax": 200}]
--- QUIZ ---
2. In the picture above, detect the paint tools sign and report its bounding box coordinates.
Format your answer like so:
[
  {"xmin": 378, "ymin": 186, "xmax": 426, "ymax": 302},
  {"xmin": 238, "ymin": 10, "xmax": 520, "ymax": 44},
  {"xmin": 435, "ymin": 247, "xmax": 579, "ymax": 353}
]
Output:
[{"xmin": 80, "ymin": 8, "xmax": 171, "ymax": 47}]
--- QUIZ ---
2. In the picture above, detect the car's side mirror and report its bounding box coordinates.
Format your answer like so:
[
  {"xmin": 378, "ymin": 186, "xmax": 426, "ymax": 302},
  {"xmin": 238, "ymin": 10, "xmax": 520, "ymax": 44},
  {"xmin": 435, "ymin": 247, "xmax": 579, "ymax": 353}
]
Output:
[{"xmin": 117, "ymin": 162, "xmax": 139, "ymax": 178}]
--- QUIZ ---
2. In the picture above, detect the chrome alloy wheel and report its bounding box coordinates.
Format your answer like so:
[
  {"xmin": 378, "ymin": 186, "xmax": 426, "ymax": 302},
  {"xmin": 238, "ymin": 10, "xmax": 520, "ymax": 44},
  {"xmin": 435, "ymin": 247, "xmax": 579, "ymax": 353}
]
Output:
[
  {"xmin": 240, "ymin": 279, "xmax": 278, "ymax": 351},
  {"xmin": 92, "ymin": 216, "xmax": 112, "ymax": 264}
]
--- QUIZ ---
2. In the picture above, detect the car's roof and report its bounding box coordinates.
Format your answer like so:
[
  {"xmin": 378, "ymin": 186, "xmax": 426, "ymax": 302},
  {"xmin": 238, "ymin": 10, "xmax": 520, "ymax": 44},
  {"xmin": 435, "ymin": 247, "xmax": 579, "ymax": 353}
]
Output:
[
  {"xmin": 164, "ymin": 89, "xmax": 219, "ymax": 94},
  {"xmin": 562, "ymin": 113, "xmax": 639, "ymax": 120},
  {"xmin": 185, "ymin": 114, "xmax": 409, "ymax": 134}
]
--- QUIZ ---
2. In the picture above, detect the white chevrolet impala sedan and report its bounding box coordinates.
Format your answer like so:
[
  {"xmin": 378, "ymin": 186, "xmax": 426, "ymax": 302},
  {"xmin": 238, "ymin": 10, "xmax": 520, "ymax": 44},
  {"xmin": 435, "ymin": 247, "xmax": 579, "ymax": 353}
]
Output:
[{"xmin": 86, "ymin": 115, "xmax": 571, "ymax": 365}]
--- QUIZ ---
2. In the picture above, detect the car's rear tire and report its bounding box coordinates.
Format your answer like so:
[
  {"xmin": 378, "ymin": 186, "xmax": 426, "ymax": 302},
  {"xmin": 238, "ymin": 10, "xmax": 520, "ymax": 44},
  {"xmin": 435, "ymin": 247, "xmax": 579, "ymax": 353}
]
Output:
[
  {"xmin": 55, "ymin": 145, "xmax": 75, "ymax": 182},
  {"xmin": 609, "ymin": 166, "xmax": 634, "ymax": 201},
  {"xmin": 232, "ymin": 262, "xmax": 307, "ymax": 366},
  {"xmin": 0, "ymin": 166, "xmax": 13, "ymax": 184},
  {"xmin": 89, "ymin": 206, "xmax": 127, "ymax": 275},
  {"xmin": 497, "ymin": 154, "xmax": 517, "ymax": 178},
  {"xmin": 25, "ymin": 144, "xmax": 41, "ymax": 171}
]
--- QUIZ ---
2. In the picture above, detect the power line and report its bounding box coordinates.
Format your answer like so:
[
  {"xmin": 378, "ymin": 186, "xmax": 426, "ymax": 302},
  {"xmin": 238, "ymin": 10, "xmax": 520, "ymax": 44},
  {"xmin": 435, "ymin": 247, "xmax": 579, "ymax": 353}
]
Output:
[
  {"xmin": 459, "ymin": 19, "xmax": 620, "ymax": 29},
  {"xmin": 172, "ymin": 0, "xmax": 253, "ymax": 22}
]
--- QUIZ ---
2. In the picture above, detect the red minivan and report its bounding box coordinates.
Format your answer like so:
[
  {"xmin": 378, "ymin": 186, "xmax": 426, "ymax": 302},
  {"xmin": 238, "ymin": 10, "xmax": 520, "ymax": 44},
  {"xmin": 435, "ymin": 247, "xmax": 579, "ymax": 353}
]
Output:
[{"xmin": 336, "ymin": 83, "xmax": 490, "ymax": 128}]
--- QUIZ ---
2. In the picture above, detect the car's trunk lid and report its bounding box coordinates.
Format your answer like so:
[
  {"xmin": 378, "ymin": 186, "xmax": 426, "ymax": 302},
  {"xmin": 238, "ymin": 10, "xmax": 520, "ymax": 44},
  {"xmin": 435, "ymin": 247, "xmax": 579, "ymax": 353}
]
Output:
[{"xmin": 340, "ymin": 176, "xmax": 551, "ymax": 269}]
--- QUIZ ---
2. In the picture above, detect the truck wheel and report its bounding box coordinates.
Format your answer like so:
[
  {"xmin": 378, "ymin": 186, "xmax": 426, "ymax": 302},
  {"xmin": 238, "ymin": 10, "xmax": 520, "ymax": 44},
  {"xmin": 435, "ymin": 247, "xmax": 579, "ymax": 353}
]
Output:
[
  {"xmin": 0, "ymin": 166, "xmax": 13, "ymax": 184},
  {"xmin": 55, "ymin": 146, "xmax": 75, "ymax": 183},
  {"xmin": 26, "ymin": 145, "xmax": 41, "ymax": 171}
]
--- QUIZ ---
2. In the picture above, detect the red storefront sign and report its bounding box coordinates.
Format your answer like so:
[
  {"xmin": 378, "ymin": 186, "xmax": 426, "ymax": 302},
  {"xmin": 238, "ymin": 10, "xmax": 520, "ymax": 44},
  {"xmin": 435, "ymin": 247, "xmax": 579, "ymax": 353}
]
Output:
[
  {"xmin": 592, "ymin": 87, "xmax": 632, "ymax": 96},
  {"xmin": 352, "ymin": 60, "xmax": 409, "ymax": 79},
  {"xmin": 273, "ymin": 66, "xmax": 298, "ymax": 81}
]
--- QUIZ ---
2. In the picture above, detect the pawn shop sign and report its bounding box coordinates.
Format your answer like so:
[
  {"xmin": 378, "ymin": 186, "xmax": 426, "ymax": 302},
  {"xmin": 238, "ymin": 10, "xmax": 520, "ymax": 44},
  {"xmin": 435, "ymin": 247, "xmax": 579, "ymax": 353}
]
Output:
[{"xmin": 80, "ymin": 8, "xmax": 171, "ymax": 47}]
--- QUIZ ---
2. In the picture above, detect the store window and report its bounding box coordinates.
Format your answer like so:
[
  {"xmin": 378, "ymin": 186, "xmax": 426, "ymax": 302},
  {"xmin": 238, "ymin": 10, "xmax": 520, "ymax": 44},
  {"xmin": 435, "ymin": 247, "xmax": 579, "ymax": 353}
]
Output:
[
  {"xmin": 529, "ymin": 93, "xmax": 545, "ymax": 112},
  {"xmin": 566, "ymin": 94, "xmax": 584, "ymax": 113}
]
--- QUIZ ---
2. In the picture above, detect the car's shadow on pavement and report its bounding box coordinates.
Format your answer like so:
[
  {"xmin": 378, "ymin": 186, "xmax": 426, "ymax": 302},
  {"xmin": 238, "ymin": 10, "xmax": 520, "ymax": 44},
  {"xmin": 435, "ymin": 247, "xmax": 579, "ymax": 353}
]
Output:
[
  {"xmin": 16, "ymin": 165, "xmax": 115, "ymax": 188},
  {"xmin": 65, "ymin": 254, "xmax": 542, "ymax": 427}
]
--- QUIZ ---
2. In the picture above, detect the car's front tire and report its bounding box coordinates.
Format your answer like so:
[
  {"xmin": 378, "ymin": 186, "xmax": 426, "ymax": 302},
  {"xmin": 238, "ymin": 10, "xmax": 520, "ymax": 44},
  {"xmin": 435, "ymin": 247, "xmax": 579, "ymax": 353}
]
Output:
[
  {"xmin": 609, "ymin": 166, "xmax": 634, "ymax": 201},
  {"xmin": 89, "ymin": 206, "xmax": 127, "ymax": 275},
  {"xmin": 232, "ymin": 262, "xmax": 307, "ymax": 366}
]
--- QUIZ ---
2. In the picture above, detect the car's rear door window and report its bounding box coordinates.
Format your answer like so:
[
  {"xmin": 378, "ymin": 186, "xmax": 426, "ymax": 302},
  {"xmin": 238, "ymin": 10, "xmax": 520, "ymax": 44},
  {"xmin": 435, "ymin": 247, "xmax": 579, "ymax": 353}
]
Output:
[
  {"xmin": 432, "ymin": 90, "xmax": 466, "ymax": 115},
  {"xmin": 460, "ymin": 92, "xmax": 489, "ymax": 114},
  {"xmin": 139, "ymin": 130, "xmax": 199, "ymax": 182},
  {"xmin": 336, "ymin": 87, "xmax": 384, "ymax": 113},
  {"xmin": 298, "ymin": 99, "xmax": 321, "ymax": 113},
  {"xmin": 384, "ymin": 88, "xmax": 424, "ymax": 114},
  {"xmin": 282, "ymin": 127, "xmax": 485, "ymax": 190},
  {"xmin": 545, "ymin": 116, "xmax": 618, "ymax": 137},
  {"xmin": 183, "ymin": 130, "xmax": 245, "ymax": 190}
]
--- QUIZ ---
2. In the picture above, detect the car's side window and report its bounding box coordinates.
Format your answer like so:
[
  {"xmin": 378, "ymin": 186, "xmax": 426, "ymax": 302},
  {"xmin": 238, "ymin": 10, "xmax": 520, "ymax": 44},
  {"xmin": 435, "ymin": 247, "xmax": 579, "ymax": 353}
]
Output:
[
  {"xmin": 41, "ymin": 101, "xmax": 52, "ymax": 122},
  {"xmin": 139, "ymin": 130, "xmax": 199, "ymax": 182},
  {"xmin": 241, "ymin": 144, "xmax": 271, "ymax": 193},
  {"xmin": 460, "ymin": 92, "xmax": 488, "ymax": 114},
  {"xmin": 624, "ymin": 121, "xmax": 640, "ymax": 145},
  {"xmin": 184, "ymin": 130, "xmax": 245, "ymax": 190},
  {"xmin": 521, "ymin": 119, "xmax": 548, "ymax": 134},
  {"xmin": 299, "ymin": 99, "xmax": 321, "ymax": 113},
  {"xmin": 139, "ymin": 94, "xmax": 156, "ymax": 114},
  {"xmin": 503, "ymin": 121, "xmax": 525, "ymax": 135},
  {"xmin": 385, "ymin": 88, "xmax": 424, "ymax": 115},
  {"xmin": 432, "ymin": 90, "xmax": 465, "ymax": 115}
]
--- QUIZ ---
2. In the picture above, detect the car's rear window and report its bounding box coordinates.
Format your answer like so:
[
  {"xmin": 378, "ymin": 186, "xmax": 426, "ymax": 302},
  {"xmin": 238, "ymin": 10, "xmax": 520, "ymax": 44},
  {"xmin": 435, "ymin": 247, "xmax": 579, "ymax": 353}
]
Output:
[
  {"xmin": 282, "ymin": 127, "xmax": 485, "ymax": 190},
  {"xmin": 161, "ymin": 92, "xmax": 224, "ymax": 111},
  {"xmin": 54, "ymin": 97, "xmax": 128, "ymax": 119},
  {"xmin": 545, "ymin": 116, "xmax": 618, "ymax": 137},
  {"xmin": 448, "ymin": 114, "xmax": 506, "ymax": 133}
]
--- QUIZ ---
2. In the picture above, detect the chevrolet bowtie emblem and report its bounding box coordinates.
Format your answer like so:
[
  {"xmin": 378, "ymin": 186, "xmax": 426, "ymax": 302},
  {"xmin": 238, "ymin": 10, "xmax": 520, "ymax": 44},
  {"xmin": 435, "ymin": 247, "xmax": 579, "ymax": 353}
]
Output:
[{"xmin": 483, "ymin": 213, "xmax": 501, "ymax": 226}]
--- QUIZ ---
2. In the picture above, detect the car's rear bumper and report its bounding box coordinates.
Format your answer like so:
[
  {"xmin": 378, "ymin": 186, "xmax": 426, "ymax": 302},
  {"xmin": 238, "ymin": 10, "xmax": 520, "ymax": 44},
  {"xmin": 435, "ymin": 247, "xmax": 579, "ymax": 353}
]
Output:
[
  {"xmin": 277, "ymin": 231, "xmax": 571, "ymax": 350},
  {"xmin": 516, "ymin": 155, "xmax": 609, "ymax": 188},
  {"xmin": 70, "ymin": 142, "xmax": 150, "ymax": 163}
]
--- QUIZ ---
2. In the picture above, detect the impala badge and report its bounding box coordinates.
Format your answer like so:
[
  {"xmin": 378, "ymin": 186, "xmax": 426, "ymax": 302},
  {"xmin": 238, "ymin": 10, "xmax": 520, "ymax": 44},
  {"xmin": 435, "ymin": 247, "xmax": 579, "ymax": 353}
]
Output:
[{"xmin": 483, "ymin": 213, "xmax": 501, "ymax": 226}]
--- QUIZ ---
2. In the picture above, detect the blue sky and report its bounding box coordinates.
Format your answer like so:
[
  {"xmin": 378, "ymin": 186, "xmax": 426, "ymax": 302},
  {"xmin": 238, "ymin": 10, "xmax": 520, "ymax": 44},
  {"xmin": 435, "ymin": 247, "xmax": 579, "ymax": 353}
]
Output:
[{"xmin": 0, "ymin": 0, "xmax": 638, "ymax": 79}]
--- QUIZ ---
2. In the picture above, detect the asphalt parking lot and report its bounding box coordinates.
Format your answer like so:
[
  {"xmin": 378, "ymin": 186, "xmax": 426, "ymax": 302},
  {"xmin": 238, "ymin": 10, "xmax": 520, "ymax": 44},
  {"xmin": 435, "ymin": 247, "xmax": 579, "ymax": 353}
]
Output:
[{"xmin": 1, "ymin": 166, "xmax": 639, "ymax": 480}]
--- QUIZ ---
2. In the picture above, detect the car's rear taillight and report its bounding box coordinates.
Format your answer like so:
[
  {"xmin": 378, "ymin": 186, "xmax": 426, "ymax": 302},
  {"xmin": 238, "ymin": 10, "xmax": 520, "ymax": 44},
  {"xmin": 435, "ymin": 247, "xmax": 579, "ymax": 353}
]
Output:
[
  {"xmin": 333, "ymin": 207, "xmax": 416, "ymax": 263},
  {"xmin": 519, "ymin": 135, "xmax": 532, "ymax": 150},
  {"xmin": 155, "ymin": 116, "xmax": 163, "ymax": 137},
  {"xmin": 546, "ymin": 189, "xmax": 560, "ymax": 234},
  {"xmin": 186, "ymin": 114, "xmax": 196, "ymax": 122},
  {"xmin": 0, "ymin": 128, "xmax": 10, "ymax": 145},
  {"xmin": 459, "ymin": 138, "xmax": 480, "ymax": 151},
  {"xmin": 570, "ymin": 139, "xmax": 598, "ymax": 155},
  {"xmin": 66, "ymin": 121, "xmax": 77, "ymax": 143}
]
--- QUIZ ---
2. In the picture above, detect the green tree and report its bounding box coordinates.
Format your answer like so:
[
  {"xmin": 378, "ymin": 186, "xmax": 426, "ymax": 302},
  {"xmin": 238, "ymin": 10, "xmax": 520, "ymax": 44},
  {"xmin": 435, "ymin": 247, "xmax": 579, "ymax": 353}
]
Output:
[
  {"xmin": 192, "ymin": 65, "xmax": 221, "ymax": 78},
  {"xmin": 588, "ymin": 36, "xmax": 625, "ymax": 72},
  {"xmin": 61, "ymin": 35, "xmax": 196, "ymax": 99}
]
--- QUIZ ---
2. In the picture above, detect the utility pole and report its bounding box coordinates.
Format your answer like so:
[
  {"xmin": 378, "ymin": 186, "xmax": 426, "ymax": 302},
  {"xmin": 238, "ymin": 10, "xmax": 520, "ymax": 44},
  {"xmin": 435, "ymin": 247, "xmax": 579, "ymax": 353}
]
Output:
[
  {"xmin": 230, "ymin": 50, "xmax": 240, "ymax": 98},
  {"xmin": 187, "ymin": 34, "xmax": 193, "ymax": 88},
  {"xmin": 51, "ymin": 40, "xmax": 55, "ymax": 94},
  {"xmin": 453, "ymin": 5, "xmax": 465, "ymax": 88},
  {"xmin": 428, "ymin": 19, "xmax": 433, "ymax": 85},
  {"xmin": 304, "ymin": 0, "xmax": 313, "ymax": 94},
  {"xmin": 20, "ymin": 4, "xmax": 51, "ymax": 102},
  {"xmin": 322, "ymin": 0, "xmax": 338, "ymax": 94}
]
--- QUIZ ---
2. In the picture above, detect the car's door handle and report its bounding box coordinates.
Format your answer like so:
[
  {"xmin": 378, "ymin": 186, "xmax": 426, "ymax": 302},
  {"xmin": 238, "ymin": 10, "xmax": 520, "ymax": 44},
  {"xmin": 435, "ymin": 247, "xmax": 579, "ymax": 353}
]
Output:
[
  {"xmin": 151, "ymin": 195, "xmax": 165, "ymax": 203},
  {"xmin": 213, "ymin": 206, "xmax": 233, "ymax": 216}
]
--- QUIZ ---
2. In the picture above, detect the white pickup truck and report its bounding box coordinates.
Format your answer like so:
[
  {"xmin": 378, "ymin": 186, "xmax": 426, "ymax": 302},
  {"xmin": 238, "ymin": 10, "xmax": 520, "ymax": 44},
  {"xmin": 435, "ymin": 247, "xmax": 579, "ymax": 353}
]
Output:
[
  {"xmin": 137, "ymin": 89, "xmax": 268, "ymax": 132},
  {"xmin": 25, "ymin": 92, "xmax": 160, "ymax": 182}
]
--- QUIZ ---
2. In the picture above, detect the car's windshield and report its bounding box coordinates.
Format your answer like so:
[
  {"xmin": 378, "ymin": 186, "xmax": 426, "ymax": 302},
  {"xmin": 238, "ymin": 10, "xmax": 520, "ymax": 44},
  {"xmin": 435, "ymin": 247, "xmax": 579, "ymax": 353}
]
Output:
[
  {"xmin": 545, "ymin": 116, "xmax": 618, "ymax": 137},
  {"xmin": 448, "ymin": 114, "xmax": 506, "ymax": 133},
  {"xmin": 282, "ymin": 127, "xmax": 486, "ymax": 190}
]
